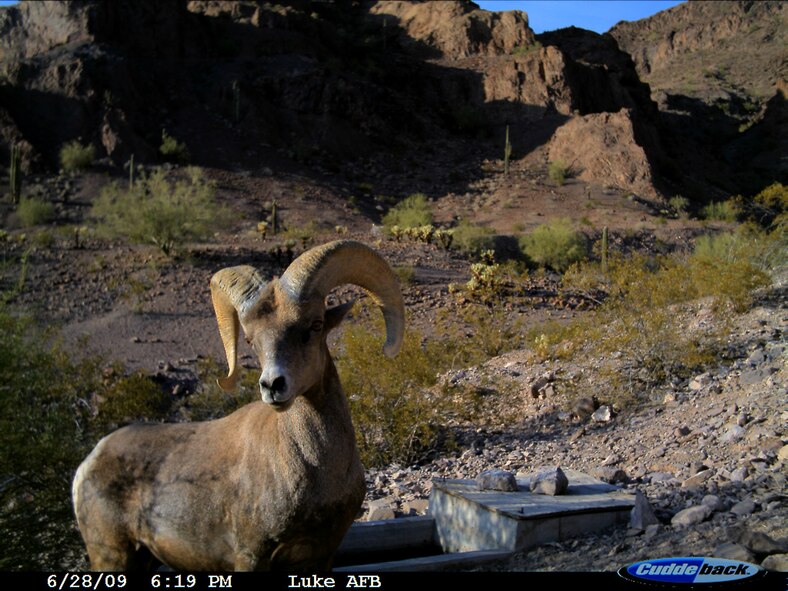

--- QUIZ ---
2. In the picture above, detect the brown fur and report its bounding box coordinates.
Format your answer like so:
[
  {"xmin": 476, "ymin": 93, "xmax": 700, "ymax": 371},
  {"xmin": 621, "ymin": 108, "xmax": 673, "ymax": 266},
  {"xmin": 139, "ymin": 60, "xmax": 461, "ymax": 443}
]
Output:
[{"xmin": 73, "ymin": 283, "xmax": 365, "ymax": 571}]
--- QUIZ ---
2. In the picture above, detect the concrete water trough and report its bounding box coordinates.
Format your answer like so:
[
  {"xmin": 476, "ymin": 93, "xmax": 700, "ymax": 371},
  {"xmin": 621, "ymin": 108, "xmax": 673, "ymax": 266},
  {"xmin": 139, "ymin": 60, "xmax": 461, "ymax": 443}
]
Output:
[{"xmin": 334, "ymin": 469, "xmax": 635, "ymax": 572}]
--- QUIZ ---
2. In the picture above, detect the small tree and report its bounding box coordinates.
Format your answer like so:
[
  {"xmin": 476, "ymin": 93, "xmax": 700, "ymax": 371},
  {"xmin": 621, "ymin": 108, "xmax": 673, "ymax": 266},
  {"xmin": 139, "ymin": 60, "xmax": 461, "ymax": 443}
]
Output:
[{"xmin": 92, "ymin": 167, "xmax": 230, "ymax": 256}]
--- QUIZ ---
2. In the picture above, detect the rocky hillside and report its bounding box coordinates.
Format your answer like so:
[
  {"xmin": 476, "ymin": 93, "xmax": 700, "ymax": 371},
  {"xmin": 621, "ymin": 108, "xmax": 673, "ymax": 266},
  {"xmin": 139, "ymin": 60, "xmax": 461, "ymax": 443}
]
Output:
[
  {"xmin": 610, "ymin": 1, "xmax": 786, "ymax": 103},
  {"xmin": 0, "ymin": 0, "xmax": 750, "ymax": 203},
  {"xmin": 609, "ymin": 0, "xmax": 787, "ymax": 197}
]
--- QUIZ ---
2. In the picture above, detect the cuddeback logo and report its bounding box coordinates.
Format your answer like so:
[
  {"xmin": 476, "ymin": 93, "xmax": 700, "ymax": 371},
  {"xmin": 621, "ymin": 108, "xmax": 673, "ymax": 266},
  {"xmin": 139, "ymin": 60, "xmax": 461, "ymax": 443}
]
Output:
[{"xmin": 618, "ymin": 557, "xmax": 765, "ymax": 585}]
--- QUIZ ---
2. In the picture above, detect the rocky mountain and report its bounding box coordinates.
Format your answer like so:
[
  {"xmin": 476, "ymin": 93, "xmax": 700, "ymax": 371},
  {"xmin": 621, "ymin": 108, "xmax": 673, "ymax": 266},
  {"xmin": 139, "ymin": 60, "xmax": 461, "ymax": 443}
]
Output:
[
  {"xmin": 609, "ymin": 0, "xmax": 787, "ymax": 197},
  {"xmin": 610, "ymin": 1, "xmax": 786, "ymax": 104},
  {"xmin": 0, "ymin": 0, "xmax": 783, "ymax": 204},
  {"xmin": 0, "ymin": 0, "xmax": 676, "ymax": 202}
]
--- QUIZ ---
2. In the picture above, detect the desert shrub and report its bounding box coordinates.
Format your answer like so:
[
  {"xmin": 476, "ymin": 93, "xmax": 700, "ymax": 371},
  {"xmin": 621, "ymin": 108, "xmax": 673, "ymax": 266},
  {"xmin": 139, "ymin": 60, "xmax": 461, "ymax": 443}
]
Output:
[
  {"xmin": 512, "ymin": 41, "xmax": 542, "ymax": 57},
  {"xmin": 159, "ymin": 130, "xmax": 190, "ymax": 164},
  {"xmin": 94, "ymin": 371, "xmax": 170, "ymax": 430},
  {"xmin": 465, "ymin": 249, "xmax": 505, "ymax": 302},
  {"xmin": 394, "ymin": 265, "xmax": 415, "ymax": 285},
  {"xmin": 701, "ymin": 199, "xmax": 739, "ymax": 222},
  {"xmin": 0, "ymin": 310, "xmax": 92, "ymax": 570},
  {"xmin": 668, "ymin": 195, "xmax": 690, "ymax": 216},
  {"xmin": 283, "ymin": 221, "xmax": 322, "ymax": 250},
  {"xmin": 188, "ymin": 358, "xmax": 258, "ymax": 421},
  {"xmin": 446, "ymin": 304, "xmax": 526, "ymax": 364},
  {"xmin": 0, "ymin": 301, "xmax": 175, "ymax": 570},
  {"xmin": 382, "ymin": 193, "xmax": 433, "ymax": 230},
  {"xmin": 59, "ymin": 141, "xmax": 95, "ymax": 173},
  {"xmin": 693, "ymin": 232, "xmax": 743, "ymax": 262},
  {"xmin": 16, "ymin": 196, "xmax": 55, "ymax": 227},
  {"xmin": 693, "ymin": 225, "xmax": 785, "ymax": 270},
  {"xmin": 519, "ymin": 218, "xmax": 587, "ymax": 272},
  {"xmin": 451, "ymin": 221, "xmax": 496, "ymax": 256},
  {"xmin": 736, "ymin": 182, "xmax": 787, "ymax": 228},
  {"xmin": 548, "ymin": 159, "xmax": 569, "ymax": 185},
  {"xmin": 92, "ymin": 167, "xmax": 230, "ymax": 256},
  {"xmin": 32, "ymin": 229, "xmax": 54, "ymax": 249},
  {"xmin": 691, "ymin": 229, "xmax": 773, "ymax": 312},
  {"xmin": 529, "ymin": 235, "xmax": 774, "ymax": 406},
  {"xmin": 337, "ymin": 317, "xmax": 455, "ymax": 467}
]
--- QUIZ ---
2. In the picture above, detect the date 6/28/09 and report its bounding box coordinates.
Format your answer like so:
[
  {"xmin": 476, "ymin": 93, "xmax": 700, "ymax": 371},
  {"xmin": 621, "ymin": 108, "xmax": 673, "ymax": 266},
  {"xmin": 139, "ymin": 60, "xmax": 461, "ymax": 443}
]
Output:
[{"xmin": 47, "ymin": 574, "xmax": 128, "ymax": 589}]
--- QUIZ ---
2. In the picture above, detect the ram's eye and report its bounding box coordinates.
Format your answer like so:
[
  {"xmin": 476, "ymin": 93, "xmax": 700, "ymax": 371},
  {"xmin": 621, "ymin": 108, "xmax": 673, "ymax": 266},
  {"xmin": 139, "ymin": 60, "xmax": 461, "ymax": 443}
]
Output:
[
  {"xmin": 301, "ymin": 321, "xmax": 323, "ymax": 344},
  {"xmin": 245, "ymin": 337, "xmax": 252, "ymax": 345}
]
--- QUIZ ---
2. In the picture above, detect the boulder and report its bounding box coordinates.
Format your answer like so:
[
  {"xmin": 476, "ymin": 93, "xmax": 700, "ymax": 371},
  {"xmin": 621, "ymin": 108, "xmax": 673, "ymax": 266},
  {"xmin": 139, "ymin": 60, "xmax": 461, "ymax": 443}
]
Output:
[
  {"xmin": 368, "ymin": 1, "xmax": 535, "ymax": 59},
  {"xmin": 671, "ymin": 505, "xmax": 711, "ymax": 527},
  {"xmin": 547, "ymin": 109, "xmax": 661, "ymax": 199},
  {"xmin": 477, "ymin": 469, "xmax": 518, "ymax": 492},
  {"xmin": 529, "ymin": 466, "xmax": 569, "ymax": 496},
  {"xmin": 629, "ymin": 490, "xmax": 660, "ymax": 530}
]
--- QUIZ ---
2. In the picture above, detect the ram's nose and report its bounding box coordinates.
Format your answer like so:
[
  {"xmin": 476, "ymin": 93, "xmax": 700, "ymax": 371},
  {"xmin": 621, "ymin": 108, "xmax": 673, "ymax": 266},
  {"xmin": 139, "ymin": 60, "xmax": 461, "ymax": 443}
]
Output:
[{"xmin": 259, "ymin": 373, "xmax": 290, "ymax": 406}]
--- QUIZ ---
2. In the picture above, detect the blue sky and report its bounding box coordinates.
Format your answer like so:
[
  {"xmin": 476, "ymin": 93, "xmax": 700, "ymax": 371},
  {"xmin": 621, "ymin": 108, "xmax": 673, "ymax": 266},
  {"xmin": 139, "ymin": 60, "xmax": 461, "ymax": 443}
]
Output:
[
  {"xmin": 0, "ymin": 0, "xmax": 683, "ymax": 34},
  {"xmin": 477, "ymin": 1, "xmax": 683, "ymax": 33}
]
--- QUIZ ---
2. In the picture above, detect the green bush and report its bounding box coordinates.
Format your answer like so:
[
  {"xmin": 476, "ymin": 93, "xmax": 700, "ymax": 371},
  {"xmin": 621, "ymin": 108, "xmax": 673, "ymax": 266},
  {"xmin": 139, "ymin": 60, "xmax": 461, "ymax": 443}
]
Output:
[
  {"xmin": 701, "ymin": 199, "xmax": 739, "ymax": 222},
  {"xmin": 548, "ymin": 159, "xmax": 569, "ymax": 185},
  {"xmin": 59, "ymin": 141, "xmax": 95, "ymax": 173},
  {"xmin": 16, "ymin": 197, "xmax": 55, "ymax": 227},
  {"xmin": 512, "ymin": 41, "xmax": 542, "ymax": 57},
  {"xmin": 95, "ymin": 371, "xmax": 171, "ymax": 430},
  {"xmin": 335, "ymin": 296, "xmax": 530, "ymax": 467},
  {"xmin": 187, "ymin": 358, "xmax": 258, "ymax": 422},
  {"xmin": 530, "ymin": 228, "xmax": 776, "ymax": 406},
  {"xmin": 382, "ymin": 193, "xmax": 433, "ymax": 230},
  {"xmin": 0, "ymin": 302, "xmax": 172, "ymax": 570},
  {"xmin": 337, "ymin": 317, "xmax": 453, "ymax": 468},
  {"xmin": 92, "ymin": 167, "xmax": 230, "ymax": 256},
  {"xmin": 451, "ymin": 221, "xmax": 496, "ymax": 256},
  {"xmin": 668, "ymin": 195, "xmax": 690, "ymax": 216},
  {"xmin": 519, "ymin": 218, "xmax": 587, "ymax": 272},
  {"xmin": 447, "ymin": 304, "xmax": 526, "ymax": 364},
  {"xmin": 738, "ymin": 182, "xmax": 787, "ymax": 228},
  {"xmin": 159, "ymin": 130, "xmax": 190, "ymax": 164},
  {"xmin": 464, "ymin": 249, "xmax": 506, "ymax": 302},
  {"xmin": 394, "ymin": 265, "xmax": 415, "ymax": 285}
]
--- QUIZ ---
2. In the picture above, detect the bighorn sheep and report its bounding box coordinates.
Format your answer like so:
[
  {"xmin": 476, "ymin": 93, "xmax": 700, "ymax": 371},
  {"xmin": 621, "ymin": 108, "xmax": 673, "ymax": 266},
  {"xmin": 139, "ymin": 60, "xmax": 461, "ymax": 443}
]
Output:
[{"xmin": 72, "ymin": 240, "xmax": 404, "ymax": 571}]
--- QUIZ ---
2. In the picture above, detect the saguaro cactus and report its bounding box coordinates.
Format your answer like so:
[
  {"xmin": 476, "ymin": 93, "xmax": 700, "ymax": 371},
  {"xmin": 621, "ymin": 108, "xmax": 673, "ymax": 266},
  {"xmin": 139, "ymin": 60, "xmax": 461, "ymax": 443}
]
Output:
[
  {"xmin": 128, "ymin": 153, "xmax": 135, "ymax": 190},
  {"xmin": 232, "ymin": 80, "xmax": 240, "ymax": 123},
  {"xmin": 601, "ymin": 226, "xmax": 609, "ymax": 275},
  {"xmin": 9, "ymin": 143, "xmax": 21, "ymax": 204},
  {"xmin": 270, "ymin": 199, "xmax": 278, "ymax": 235},
  {"xmin": 504, "ymin": 125, "xmax": 512, "ymax": 176}
]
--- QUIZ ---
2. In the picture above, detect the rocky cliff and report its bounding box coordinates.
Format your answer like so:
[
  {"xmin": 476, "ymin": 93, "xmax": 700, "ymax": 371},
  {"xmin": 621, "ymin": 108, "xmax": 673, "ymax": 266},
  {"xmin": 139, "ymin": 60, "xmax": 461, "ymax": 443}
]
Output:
[
  {"xmin": 609, "ymin": 0, "xmax": 787, "ymax": 195},
  {"xmin": 0, "ymin": 0, "xmax": 782, "ymax": 199},
  {"xmin": 610, "ymin": 0, "xmax": 786, "ymax": 104}
]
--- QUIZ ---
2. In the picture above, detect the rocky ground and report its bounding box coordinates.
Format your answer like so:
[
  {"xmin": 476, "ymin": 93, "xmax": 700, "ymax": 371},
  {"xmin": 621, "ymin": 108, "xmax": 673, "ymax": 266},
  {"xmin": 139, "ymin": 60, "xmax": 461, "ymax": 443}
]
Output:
[{"xmin": 357, "ymin": 273, "xmax": 787, "ymax": 572}]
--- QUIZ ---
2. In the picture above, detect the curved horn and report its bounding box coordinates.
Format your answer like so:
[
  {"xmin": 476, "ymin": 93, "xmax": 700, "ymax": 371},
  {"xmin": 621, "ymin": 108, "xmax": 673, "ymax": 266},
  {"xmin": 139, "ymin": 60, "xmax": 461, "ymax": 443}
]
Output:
[
  {"xmin": 279, "ymin": 240, "xmax": 404, "ymax": 357},
  {"xmin": 210, "ymin": 265, "xmax": 267, "ymax": 391}
]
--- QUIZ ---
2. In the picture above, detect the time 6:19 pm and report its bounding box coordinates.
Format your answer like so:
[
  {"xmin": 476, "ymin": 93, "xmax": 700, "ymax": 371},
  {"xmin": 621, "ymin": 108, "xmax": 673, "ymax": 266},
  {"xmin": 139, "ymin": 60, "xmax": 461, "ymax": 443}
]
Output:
[{"xmin": 150, "ymin": 574, "xmax": 197, "ymax": 588}]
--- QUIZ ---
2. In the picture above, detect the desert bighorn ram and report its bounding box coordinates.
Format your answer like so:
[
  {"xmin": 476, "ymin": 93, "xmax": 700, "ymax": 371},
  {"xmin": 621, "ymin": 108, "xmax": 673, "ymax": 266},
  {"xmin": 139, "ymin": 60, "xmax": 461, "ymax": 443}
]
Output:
[{"xmin": 72, "ymin": 240, "xmax": 404, "ymax": 571}]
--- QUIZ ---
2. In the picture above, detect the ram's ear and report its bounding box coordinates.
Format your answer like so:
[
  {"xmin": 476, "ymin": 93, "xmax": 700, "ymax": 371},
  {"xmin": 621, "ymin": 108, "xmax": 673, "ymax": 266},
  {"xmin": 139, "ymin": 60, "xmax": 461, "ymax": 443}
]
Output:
[{"xmin": 325, "ymin": 300, "xmax": 355, "ymax": 332}]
